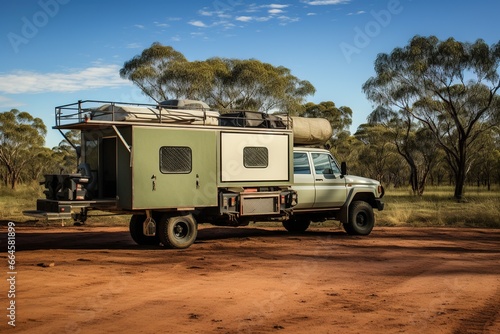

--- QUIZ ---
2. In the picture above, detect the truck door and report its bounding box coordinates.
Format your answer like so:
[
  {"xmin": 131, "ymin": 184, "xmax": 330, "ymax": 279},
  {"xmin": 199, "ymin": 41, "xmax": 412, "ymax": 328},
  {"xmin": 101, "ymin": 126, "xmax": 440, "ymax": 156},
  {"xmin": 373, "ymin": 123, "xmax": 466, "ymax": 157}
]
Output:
[
  {"xmin": 292, "ymin": 152, "xmax": 316, "ymax": 210},
  {"xmin": 311, "ymin": 152, "xmax": 347, "ymax": 208}
]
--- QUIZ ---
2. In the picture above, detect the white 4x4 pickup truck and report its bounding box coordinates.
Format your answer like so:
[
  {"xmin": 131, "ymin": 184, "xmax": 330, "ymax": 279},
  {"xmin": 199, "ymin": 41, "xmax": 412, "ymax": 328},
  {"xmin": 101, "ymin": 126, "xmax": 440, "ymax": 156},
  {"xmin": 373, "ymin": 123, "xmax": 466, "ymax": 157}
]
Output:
[{"xmin": 284, "ymin": 147, "xmax": 385, "ymax": 235}]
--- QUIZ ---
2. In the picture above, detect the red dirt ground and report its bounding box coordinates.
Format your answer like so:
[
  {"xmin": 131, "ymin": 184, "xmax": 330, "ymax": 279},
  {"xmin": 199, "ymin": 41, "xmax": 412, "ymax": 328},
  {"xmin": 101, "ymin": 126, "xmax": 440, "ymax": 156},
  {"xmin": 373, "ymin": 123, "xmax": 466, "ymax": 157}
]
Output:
[{"xmin": 1, "ymin": 224, "xmax": 499, "ymax": 334}]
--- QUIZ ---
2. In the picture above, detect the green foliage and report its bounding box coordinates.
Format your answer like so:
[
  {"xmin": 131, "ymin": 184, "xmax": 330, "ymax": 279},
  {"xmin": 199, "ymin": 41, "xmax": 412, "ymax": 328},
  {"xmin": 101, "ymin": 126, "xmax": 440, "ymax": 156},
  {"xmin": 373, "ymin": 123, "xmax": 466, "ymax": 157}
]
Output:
[
  {"xmin": 363, "ymin": 35, "xmax": 500, "ymax": 200},
  {"xmin": 299, "ymin": 101, "xmax": 352, "ymax": 133},
  {"xmin": 120, "ymin": 42, "xmax": 315, "ymax": 113},
  {"xmin": 0, "ymin": 109, "xmax": 47, "ymax": 189}
]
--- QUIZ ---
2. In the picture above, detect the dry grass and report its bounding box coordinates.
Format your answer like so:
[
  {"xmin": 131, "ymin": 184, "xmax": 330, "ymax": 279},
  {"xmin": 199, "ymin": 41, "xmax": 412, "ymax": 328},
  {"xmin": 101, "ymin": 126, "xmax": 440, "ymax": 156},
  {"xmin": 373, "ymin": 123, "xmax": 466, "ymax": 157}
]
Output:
[
  {"xmin": 2, "ymin": 184, "xmax": 499, "ymax": 228},
  {"xmin": 378, "ymin": 186, "xmax": 500, "ymax": 228},
  {"xmin": 0, "ymin": 183, "xmax": 130, "ymax": 226},
  {"xmin": 0, "ymin": 183, "xmax": 44, "ymax": 222}
]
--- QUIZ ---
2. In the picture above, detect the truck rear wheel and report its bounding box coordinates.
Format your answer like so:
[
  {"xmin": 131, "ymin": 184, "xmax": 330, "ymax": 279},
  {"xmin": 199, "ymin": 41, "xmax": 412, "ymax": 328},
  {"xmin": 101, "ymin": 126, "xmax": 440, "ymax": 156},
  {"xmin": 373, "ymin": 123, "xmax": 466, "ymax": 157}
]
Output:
[
  {"xmin": 129, "ymin": 214, "xmax": 160, "ymax": 246},
  {"xmin": 158, "ymin": 213, "xmax": 197, "ymax": 249},
  {"xmin": 343, "ymin": 201, "xmax": 374, "ymax": 235},
  {"xmin": 282, "ymin": 216, "xmax": 311, "ymax": 233}
]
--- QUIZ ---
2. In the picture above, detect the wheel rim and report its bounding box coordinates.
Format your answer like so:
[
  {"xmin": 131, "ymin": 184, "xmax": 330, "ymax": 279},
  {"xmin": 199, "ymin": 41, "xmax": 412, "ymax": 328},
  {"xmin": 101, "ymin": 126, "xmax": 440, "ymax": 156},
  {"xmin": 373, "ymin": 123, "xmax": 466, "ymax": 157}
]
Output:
[
  {"xmin": 173, "ymin": 221, "xmax": 189, "ymax": 239},
  {"xmin": 355, "ymin": 212, "xmax": 368, "ymax": 228}
]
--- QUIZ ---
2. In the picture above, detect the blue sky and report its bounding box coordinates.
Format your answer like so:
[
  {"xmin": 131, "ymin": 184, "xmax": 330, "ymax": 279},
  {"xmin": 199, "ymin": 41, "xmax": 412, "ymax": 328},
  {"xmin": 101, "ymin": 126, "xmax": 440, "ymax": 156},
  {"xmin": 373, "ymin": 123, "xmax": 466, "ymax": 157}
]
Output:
[{"xmin": 1, "ymin": 0, "xmax": 499, "ymax": 148}]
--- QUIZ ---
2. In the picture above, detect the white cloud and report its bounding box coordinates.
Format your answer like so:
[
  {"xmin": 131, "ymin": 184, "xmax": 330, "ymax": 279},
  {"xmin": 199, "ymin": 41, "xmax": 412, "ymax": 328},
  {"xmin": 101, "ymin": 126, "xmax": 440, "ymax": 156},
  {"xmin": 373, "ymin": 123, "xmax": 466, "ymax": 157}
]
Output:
[
  {"xmin": 269, "ymin": 9, "xmax": 284, "ymax": 14},
  {"xmin": 199, "ymin": 10, "xmax": 213, "ymax": 16},
  {"xmin": 278, "ymin": 16, "xmax": 300, "ymax": 24},
  {"xmin": 134, "ymin": 24, "xmax": 145, "ymax": 29},
  {"xmin": 255, "ymin": 16, "xmax": 272, "ymax": 22},
  {"xmin": 236, "ymin": 16, "xmax": 253, "ymax": 22},
  {"xmin": 303, "ymin": 0, "xmax": 350, "ymax": 5},
  {"xmin": 0, "ymin": 95, "xmax": 25, "ymax": 108},
  {"xmin": 268, "ymin": 4, "xmax": 289, "ymax": 9},
  {"xmin": 154, "ymin": 22, "xmax": 170, "ymax": 28},
  {"xmin": 0, "ymin": 65, "xmax": 130, "ymax": 94},
  {"xmin": 126, "ymin": 43, "xmax": 142, "ymax": 49},
  {"xmin": 348, "ymin": 10, "xmax": 366, "ymax": 15},
  {"xmin": 188, "ymin": 20, "xmax": 208, "ymax": 27}
]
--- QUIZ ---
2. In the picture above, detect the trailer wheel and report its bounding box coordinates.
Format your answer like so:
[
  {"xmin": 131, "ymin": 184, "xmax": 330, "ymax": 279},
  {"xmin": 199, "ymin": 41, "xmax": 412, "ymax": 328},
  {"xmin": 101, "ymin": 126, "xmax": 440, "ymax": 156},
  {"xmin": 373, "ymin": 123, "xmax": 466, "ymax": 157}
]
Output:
[
  {"xmin": 158, "ymin": 214, "xmax": 197, "ymax": 249},
  {"xmin": 282, "ymin": 216, "xmax": 311, "ymax": 233},
  {"xmin": 343, "ymin": 201, "xmax": 374, "ymax": 236},
  {"xmin": 129, "ymin": 214, "xmax": 159, "ymax": 246}
]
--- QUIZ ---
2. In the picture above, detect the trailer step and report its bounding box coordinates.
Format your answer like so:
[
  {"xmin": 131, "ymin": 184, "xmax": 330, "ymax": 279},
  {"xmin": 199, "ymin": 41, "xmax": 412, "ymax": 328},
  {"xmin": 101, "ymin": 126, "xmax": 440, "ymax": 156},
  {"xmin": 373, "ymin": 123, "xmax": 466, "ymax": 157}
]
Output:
[{"xmin": 22, "ymin": 210, "xmax": 72, "ymax": 220}]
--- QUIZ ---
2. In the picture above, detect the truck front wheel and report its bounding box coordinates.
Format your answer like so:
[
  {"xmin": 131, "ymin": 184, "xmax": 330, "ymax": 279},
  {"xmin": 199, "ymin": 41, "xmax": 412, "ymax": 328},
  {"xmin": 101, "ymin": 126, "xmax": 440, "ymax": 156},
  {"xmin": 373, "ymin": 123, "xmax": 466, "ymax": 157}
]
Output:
[
  {"xmin": 282, "ymin": 216, "xmax": 311, "ymax": 233},
  {"xmin": 129, "ymin": 214, "xmax": 160, "ymax": 246},
  {"xmin": 343, "ymin": 201, "xmax": 374, "ymax": 236},
  {"xmin": 158, "ymin": 214, "xmax": 197, "ymax": 249}
]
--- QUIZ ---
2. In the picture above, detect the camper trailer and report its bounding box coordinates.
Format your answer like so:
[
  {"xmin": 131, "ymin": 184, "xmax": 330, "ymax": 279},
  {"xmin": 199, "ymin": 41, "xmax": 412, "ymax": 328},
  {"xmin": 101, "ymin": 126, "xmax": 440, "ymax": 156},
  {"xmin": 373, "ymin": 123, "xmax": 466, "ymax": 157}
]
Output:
[
  {"xmin": 25, "ymin": 100, "xmax": 298, "ymax": 248},
  {"xmin": 24, "ymin": 99, "xmax": 385, "ymax": 249}
]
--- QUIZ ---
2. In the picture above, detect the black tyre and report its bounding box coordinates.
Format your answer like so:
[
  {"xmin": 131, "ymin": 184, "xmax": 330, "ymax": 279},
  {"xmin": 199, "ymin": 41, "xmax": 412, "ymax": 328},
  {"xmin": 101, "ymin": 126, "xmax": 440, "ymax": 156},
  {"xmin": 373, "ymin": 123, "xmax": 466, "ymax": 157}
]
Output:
[
  {"xmin": 129, "ymin": 214, "xmax": 160, "ymax": 246},
  {"xmin": 282, "ymin": 216, "xmax": 311, "ymax": 233},
  {"xmin": 158, "ymin": 214, "xmax": 197, "ymax": 249},
  {"xmin": 343, "ymin": 201, "xmax": 374, "ymax": 235}
]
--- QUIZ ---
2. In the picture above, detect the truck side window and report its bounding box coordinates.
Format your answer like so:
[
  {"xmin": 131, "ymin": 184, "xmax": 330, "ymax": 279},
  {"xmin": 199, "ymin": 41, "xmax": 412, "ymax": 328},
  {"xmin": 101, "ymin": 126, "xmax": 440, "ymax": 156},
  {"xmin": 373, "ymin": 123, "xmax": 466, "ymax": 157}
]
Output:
[
  {"xmin": 293, "ymin": 152, "xmax": 311, "ymax": 174},
  {"xmin": 311, "ymin": 153, "xmax": 341, "ymax": 175},
  {"xmin": 159, "ymin": 146, "xmax": 192, "ymax": 174}
]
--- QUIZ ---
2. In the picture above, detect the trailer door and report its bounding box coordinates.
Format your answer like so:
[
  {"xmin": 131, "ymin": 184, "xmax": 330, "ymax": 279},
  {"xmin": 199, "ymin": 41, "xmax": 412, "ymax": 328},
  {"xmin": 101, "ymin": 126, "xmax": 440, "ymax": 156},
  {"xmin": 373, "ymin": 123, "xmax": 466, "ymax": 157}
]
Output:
[
  {"xmin": 101, "ymin": 137, "xmax": 117, "ymax": 198},
  {"xmin": 131, "ymin": 127, "xmax": 217, "ymax": 209}
]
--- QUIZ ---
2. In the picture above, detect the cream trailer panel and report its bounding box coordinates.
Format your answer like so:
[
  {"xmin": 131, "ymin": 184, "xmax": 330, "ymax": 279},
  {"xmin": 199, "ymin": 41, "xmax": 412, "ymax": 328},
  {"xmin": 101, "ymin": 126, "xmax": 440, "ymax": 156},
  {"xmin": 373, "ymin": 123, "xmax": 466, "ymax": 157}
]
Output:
[{"xmin": 221, "ymin": 132, "xmax": 290, "ymax": 182}]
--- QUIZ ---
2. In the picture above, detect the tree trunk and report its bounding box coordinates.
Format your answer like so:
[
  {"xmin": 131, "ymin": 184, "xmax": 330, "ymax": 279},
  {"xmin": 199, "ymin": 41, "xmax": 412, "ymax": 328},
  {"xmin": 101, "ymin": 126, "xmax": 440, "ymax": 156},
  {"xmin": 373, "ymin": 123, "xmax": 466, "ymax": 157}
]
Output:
[
  {"xmin": 409, "ymin": 165, "xmax": 418, "ymax": 196},
  {"xmin": 453, "ymin": 147, "xmax": 467, "ymax": 201},
  {"xmin": 454, "ymin": 171, "xmax": 465, "ymax": 201}
]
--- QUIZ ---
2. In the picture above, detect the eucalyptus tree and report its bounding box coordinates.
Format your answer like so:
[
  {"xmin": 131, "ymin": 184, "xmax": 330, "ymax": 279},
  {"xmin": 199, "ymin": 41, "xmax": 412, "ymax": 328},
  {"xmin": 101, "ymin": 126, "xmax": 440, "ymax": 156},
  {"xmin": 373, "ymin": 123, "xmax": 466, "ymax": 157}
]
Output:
[
  {"xmin": 300, "ymin": 101, "xmax": 352, "ymax": 133},
  {"xmin": 120, "ymin": 43, "xmax": 315, "ymax": 113},
  {"xmin": 354, "ymin": 123, "xmax": 395, "ymax": 182},
  {"xmin": 468, "ymin": 127, "xmax": 500, "ymax": 190},
  {"xmin": 54, "ymin": 129, "xmax": 81, "ymax": 174},
  {"xmin": 120, "ymin": 42, "xmax": 188, "ymax": 102},
  {"xmin": 363, "ymin": 36, "xmax": 500, "ymax": 200},
  {"xmin": 367, "ymin": 106, "xmax": 438, "ymax": 195},
  {"xmin": 0, "ymin": 109, "xmax": 46, "ymax": 189}
]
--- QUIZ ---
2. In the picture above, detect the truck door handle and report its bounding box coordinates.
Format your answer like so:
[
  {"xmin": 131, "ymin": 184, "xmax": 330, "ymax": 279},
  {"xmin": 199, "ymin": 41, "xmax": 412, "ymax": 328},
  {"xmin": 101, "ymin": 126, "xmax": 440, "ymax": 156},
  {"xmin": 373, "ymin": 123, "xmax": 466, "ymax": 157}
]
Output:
[{"xmin": 315, "ymin": 179, "xmax": 323, "ymax": 181}]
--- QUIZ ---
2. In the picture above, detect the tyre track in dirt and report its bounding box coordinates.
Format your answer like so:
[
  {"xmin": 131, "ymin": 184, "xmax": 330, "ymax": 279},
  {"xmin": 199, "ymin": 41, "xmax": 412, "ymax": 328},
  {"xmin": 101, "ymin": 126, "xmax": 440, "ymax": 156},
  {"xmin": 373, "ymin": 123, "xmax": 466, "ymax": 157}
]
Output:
[
  {"xmin": 1, "ymin": 225, "xmax": 500, "ymax": 333},
  {"xmin": 453, "ymin": 287, "xmax": 500, "ymax": 334}
]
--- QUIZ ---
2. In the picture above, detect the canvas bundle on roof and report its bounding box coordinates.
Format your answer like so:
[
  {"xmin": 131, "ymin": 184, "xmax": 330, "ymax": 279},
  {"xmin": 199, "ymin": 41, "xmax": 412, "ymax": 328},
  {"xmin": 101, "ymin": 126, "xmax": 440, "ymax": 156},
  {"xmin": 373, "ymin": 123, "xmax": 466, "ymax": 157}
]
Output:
[
  {"xmin": 84, "ymin": 98, "xmax": 332, "ymax": 145},
  {"xmin": 219, "ymin": 111, "xmax": 287, "ymax": 129},
  {"xmin": 90, "ymin": 100, "xmax": 219, "ymax": 126},
  {"xmin": 219, "ymin": 111, "xmax": 332, "ymax": 145}
]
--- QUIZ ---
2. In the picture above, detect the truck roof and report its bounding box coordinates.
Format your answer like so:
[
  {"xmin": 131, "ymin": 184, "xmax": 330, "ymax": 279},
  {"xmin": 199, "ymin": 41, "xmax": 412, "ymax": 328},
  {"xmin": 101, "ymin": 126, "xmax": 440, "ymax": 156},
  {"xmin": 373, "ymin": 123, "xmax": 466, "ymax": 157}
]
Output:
[{"xmin": 293, "ymin": 146, "xmax": 329, "ymax": 152}]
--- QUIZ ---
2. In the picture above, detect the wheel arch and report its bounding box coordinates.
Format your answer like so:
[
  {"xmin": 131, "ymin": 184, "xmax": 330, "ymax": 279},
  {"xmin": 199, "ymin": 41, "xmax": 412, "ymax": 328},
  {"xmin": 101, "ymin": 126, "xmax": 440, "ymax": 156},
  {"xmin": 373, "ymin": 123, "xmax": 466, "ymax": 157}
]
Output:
[{"xmin": 340, "ymin": 189, "xmax": 377, "ymax": 224}]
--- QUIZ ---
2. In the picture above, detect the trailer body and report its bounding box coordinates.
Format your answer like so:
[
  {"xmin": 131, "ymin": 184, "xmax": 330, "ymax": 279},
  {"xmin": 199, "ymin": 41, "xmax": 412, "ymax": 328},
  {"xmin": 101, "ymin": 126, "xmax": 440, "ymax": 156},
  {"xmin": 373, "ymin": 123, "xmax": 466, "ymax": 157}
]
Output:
[{"xmin": 24, "ymin": 100, "xmax": 297, "ymax": 248}]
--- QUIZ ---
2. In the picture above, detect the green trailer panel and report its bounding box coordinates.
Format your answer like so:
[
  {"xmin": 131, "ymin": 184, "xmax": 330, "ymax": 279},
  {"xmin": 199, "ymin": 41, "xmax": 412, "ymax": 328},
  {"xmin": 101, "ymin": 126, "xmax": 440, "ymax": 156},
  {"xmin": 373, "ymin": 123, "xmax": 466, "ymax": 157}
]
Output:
[{"xmin": 131, "ymin": 126, "xmax": 218, "ymax": 209}]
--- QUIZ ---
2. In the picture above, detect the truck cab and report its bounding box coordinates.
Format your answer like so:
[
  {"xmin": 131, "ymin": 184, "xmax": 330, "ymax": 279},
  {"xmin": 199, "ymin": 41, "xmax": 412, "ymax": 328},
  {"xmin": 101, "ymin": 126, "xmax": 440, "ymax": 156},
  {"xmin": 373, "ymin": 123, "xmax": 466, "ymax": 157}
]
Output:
[{"xmin": 284, "ymin": 147, "xmax": 385, "ymax": 235}]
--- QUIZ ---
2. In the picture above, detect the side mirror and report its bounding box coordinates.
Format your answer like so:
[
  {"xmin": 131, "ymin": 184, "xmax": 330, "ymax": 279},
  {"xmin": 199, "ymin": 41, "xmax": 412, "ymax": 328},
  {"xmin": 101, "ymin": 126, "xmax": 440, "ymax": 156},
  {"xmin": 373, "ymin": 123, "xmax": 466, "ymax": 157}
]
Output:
[{"xmin": 341, "ymin": 162, "xmax": 347, "ymax": 175}]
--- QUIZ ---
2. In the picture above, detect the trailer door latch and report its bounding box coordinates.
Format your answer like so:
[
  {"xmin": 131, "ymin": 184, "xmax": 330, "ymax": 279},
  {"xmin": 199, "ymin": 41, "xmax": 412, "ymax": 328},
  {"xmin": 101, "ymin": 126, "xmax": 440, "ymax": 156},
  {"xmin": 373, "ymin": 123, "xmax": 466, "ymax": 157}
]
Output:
[{"xmin": 151, "ymin": 174, "xmax": 156, "ymax": 191}]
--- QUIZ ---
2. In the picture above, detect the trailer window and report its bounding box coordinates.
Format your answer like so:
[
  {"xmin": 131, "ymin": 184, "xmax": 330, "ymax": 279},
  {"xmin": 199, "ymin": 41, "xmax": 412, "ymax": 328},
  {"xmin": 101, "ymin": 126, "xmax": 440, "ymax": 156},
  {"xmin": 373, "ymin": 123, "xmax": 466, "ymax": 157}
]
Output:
[
  {"xmin": 243, "ymin": 147, "xmax": 268, "ymax": 168},
  {"xmin": 159, "ymin": 146, "xmax": 192, "ymax": 174}
]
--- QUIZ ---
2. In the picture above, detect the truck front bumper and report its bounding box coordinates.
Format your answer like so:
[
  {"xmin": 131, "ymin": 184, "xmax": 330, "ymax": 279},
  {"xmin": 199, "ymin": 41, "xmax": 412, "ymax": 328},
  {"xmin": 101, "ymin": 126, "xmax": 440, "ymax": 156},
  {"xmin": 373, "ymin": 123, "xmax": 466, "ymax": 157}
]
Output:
[{"xmin": 375, "ymin": 199, "xmax": 385, "ymax": 211}]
